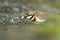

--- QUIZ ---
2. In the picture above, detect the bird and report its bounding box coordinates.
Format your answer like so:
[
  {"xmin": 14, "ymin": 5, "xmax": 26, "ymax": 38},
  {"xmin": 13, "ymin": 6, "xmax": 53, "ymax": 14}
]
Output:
[{"xmin": 21, "ymin": 11, "xmax": 46, "ymax": 24}]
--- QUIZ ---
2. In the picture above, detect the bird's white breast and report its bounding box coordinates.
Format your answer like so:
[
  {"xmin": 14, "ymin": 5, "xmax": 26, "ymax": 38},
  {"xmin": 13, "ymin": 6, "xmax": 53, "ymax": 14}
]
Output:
[{"xmin": 36, "ymin": 17, "xmax": 46, "ymax": 22}]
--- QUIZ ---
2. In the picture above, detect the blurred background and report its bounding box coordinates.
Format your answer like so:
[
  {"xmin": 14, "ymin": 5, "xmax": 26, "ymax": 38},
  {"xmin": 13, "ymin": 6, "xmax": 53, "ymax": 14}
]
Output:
[{"xmin": 0, "ymin": 0, "xmax": 60, "ymax": 40}]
